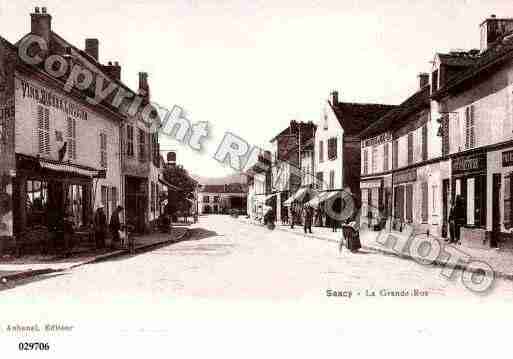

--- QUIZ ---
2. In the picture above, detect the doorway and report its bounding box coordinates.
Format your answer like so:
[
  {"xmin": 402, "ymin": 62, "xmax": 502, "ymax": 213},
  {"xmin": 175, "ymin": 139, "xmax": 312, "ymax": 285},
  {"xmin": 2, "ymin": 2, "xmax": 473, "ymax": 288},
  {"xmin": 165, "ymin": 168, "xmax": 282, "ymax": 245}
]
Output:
[
  {"xmin": 442, "ymin": 179, "xmax": 450, "ymax": 238},
  {"xmin": 492, "ymin": 173, "xmax": 501, "ymax": 248}
]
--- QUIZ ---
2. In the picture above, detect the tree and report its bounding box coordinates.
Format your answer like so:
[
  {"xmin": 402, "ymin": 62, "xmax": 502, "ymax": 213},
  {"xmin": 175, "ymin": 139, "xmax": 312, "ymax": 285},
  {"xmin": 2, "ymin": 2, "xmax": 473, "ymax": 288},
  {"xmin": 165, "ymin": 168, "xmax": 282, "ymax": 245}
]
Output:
[{"xmin": 162, "ymin": 164, "xmax": 197, "ymax": 216}]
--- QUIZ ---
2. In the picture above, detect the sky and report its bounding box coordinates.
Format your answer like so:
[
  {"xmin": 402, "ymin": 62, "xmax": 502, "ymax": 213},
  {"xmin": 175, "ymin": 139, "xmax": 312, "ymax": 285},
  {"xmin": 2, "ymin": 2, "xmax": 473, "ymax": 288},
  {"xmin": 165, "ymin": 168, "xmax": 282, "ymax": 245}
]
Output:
[{"xmin": 2, "ymin": 0, "xmax": 513, "ymax": 178}]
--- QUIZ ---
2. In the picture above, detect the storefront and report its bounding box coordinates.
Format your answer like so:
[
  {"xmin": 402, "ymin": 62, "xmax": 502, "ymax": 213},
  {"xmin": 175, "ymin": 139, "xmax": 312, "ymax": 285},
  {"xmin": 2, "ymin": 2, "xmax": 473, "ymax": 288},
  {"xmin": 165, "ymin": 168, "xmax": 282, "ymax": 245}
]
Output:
[
  {"xmin": 360, "ymin": 178, "xmax": 383, "ymax": 229},
  {"xmin": 12, "ymin": 154, "xmax": 102, "ymax": 251},
  {"xmin": 392, "ymin": 168, "xmax": 417, "ymax": 228}
]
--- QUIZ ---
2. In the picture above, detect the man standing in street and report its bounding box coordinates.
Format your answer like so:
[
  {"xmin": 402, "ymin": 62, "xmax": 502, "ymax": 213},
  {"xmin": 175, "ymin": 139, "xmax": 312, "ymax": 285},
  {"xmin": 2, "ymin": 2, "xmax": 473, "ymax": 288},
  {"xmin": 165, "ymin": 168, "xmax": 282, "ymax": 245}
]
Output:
[
  {"xmin": 94, "ymin": 205, "xmax": 107, "ymax": 249},
  {"xmin": 304, "ymin": 204, "xmax": 313, "ymax": 234},
  {"xmin": 109, "ymin": 205, "xmax": 123, "ymax": 249}
]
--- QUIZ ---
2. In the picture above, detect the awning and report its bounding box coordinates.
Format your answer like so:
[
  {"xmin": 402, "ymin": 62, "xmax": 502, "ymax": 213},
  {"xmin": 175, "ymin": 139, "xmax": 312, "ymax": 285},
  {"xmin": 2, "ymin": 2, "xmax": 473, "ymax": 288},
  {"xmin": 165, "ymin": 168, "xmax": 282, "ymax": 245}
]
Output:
[
  {"xmin": 158, "ymin": 176, "xmax": 181, "ymax": 191},
  {"xmin": 186, "ymin": 198, "xmax": 195, "ymax": 204},
  {"xmin": 39, "ymin": 159, "xmax": 100, "ymax": 178},
  {"xmin": 283, "ymin": 187, "xmax": 317, "ymax": 206},
  {"xmin": 306, "ymin": 189, "xmax": 353, "ymax": 208}
]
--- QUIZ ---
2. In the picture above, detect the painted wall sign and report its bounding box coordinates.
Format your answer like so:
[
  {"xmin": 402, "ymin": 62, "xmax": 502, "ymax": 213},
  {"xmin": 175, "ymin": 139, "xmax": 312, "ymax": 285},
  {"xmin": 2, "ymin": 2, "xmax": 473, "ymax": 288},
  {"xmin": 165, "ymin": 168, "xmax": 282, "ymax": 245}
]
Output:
[
  {"xmin": 452, "ymin": 152, "xmax": 487, "ymax": 175},
  {"xmin": 20, "ymin": 80, "xmax": 88, "ymax": 121},
  {"xmin": 360, "ymin": 179, "xmax": 382, "ymax": 189},
  {"xmin": 502, "ymin": 150, "xmax": 513, "ymax": 167},
  {"xmin": 393, "ymin": 169, "xmax": 417, "ymax": 184},
  {"xmin": 362, "ymin": 132, "xmax": 392, "ymax": 148}
]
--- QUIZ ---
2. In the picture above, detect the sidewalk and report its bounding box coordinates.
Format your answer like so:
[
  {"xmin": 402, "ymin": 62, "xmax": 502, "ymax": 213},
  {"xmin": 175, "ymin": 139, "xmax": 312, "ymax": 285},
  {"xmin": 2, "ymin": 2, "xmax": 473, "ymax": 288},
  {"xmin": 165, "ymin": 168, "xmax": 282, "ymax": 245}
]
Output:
[
  {"xmin": 239, "ymin": 217, "xmax": 513, "ymax": 280},
  {"xmin": 0, "ymin": 227, "xmax": 189, "ymax": 284}
]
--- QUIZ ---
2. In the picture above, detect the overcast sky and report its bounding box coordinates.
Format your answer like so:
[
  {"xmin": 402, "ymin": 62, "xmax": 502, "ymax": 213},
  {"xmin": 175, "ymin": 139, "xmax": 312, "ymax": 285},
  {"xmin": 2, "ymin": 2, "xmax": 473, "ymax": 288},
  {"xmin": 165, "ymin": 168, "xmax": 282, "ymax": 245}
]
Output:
[{"xmin": 2, "ymin": 0, "xmax": 513, "ymax": 178}]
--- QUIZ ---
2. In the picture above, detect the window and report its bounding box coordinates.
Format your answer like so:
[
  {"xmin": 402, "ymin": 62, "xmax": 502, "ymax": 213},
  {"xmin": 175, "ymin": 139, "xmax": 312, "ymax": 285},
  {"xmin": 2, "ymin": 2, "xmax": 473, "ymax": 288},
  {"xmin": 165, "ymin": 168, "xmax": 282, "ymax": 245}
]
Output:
[
  {"xmin": 327, "ymin": 137, "xmax": 337, "ymax": 160},
  {"xmin": 441, "ymin": 115, "xmax": 450, "ymax": 156},
  {"xmin": 152, "ymin": 133, "xmax": 160, "ymax": 166},
  {"xmin": 138, "ymin": 129, "xmax": 146, "ymax": 162},
  {"xmin": 66, "ymin": 184, "xmax": 84, "ymax": 228},
  {"xmin": 126, "ymin": 125, "xmax": 134, "ymax": 157},
  {"xmin": 432, "ymin": 70, "xmax": 438, "ymax": 92},
  {"xmin": 214, "ymin": 196, "xmax": 220, "ymax": 203},
  {"xmin": 407, "ymin": 132, "xmax": 413, "ymax": 165},
  {"xmin": 363, "ymin": 149, "xmax": 368, "ymax": 175},
  {"xmin": 393, "ymin": 140, "xmax": 398, "ymax": 169},
  {"xmin": 26, "ymin": 179, "xmax": 47, "ymax": 226},
  {"xmin": 422, "ymin": 125, "xmax": 428, "ymax": 161},
  {"xmin": 329, "ymin": 170, "xmax": 335, "ymax": 190},
  {"xmin": 37, "ymin": 106, "xmax": 50, "ymax": 155},
  {"xmin": 319, "ymin": 140, "xmax": 324, "ymax": 162},
  {"xmin": 100, "ymin": 132, "xmax": 107, "ymax": 168},
  {"xmin": 465, "ymin": 105, "xmax": 476, "ymax": 149},
  {"xmin": 203, "ymin": 196, "xmax": 209, "ymax": 203},
  {"xmin": 372, "ymin": 147, "xmax": 378, "ymax": 173},
  {"xmin": 421, "ymin": 182, "xmax": 428, "ymax": 223},
  {"xmin": 383, "ymin": 143, "xmax": 389, "ymax": 171},
  {"xmin": 316, "ymin": 172, "xmax": 324, "ymax": 190},
  {"xmin": 67, "ymin": 117, "xmax": 77, "ymax": 159}
]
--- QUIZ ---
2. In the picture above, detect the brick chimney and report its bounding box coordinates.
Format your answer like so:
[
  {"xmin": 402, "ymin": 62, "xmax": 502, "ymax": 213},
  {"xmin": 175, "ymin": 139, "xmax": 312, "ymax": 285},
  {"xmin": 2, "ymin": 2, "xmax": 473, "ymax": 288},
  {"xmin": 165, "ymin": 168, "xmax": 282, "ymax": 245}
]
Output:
[
  {"xmin": 31, "ymin": 6, "xmax": 52, "ymax": 48},
  {"xmin": 331, "ymin": 90, "xmax": 338, "ymax": 105},
  {"xmin": 138, "ymin": 72, "xmax": 150, "ymax": 100},
  {"xmin": 418, "ymin": 72, "xmax": 429, "ymax": 89},
  {"xmin": 480, "ymin": 15, "xmax": 513, "ymax": 52},
  {"xmin": 103, "ymin": 61, "xmax": 121, "ymax": 80},
  {"xmin": 85, "ymin": 38, "xmax": 99, "ymax": 61}
]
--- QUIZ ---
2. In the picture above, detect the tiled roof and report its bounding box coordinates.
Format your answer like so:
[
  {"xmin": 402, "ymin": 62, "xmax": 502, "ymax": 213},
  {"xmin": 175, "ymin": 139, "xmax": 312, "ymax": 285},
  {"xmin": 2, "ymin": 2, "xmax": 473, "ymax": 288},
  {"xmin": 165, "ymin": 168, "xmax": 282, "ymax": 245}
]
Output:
[
  {"xmin": 433, "ymin": 32, "xmax": 513, "ymax": 99},
  {"xmin": 359, "ymin": 86, "xmax": 431, "ymax": 139},
  {"xmin": 437, "ymin": 53, "xmax": 479, "ymax": 67},
  {"xmin": 330, "ymin": 102, "xmax": 397, "ymax": 135}
]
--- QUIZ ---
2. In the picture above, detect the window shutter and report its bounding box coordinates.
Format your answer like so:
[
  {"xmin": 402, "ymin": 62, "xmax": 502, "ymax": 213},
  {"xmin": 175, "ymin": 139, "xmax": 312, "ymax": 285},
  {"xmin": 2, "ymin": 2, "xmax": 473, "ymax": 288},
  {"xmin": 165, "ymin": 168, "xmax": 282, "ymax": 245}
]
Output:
[
  {"xmin": 421, "ymin": 182, "xmax": 428, "ymax": 222},
  {"xmin": 442, "ymin": 115, "xmax": 449, "ymax": 156},
  {"xmin": 505, "ymin": 175, "xmax": 513, "ymax": 229},
  {"xmin": 393, "ymin": 140, "xmax": 398, "ymax": 169},
  {"xmin": 67, "ymin": 117, "xmax": 76, "ymax": 159},
  {"xmin": 465, "ymin": 107, "xmax": 470, "ymax": 149},
  {"xmin": 406, "ymin": 184, "xmax": 413, "ymax": 222},
  {"xmin": 363, "ymin": 149, "xmax": 368, "ymax": 174},
  {"xmin": 407, "ymin": 132, "xmax": 413, "ymax": 164},
  {"xmin": 422, "ymin": 125, "xmax": 428, "ymax": 161},
  {"xmin": 383, "ymin": 143, "xmax": 389, "ymax": 171},
  {"xmin": 470, "ymin": 105, "xmax": 476, "ymax": 148},
  {"xmin": 37, "ymin": 106, "xmax": 50, "ymax": 155}
]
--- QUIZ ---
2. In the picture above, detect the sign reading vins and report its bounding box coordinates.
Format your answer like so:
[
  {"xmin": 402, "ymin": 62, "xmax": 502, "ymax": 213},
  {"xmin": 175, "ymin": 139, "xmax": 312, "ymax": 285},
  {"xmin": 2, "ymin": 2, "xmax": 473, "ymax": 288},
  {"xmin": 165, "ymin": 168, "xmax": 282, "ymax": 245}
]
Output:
[
  {"xmin": 393, "ymin": 169, "xmax": 417, "ymax": 184},
  {"xmin": 452, "ymin": 152, "xmax": 486, "ymax": 175},
  {"xmin": 502, "ymin": 150, "xmax": 513, "ymax": 167},
  {"xmin": 362, "ymin": 132, "xmax": 392, "ymax": 148}
]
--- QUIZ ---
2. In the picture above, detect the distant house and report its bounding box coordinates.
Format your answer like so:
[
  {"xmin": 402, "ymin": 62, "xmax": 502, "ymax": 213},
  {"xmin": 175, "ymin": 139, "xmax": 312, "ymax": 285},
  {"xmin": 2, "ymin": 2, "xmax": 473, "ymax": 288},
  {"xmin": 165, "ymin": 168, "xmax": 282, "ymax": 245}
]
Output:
[{"xmin": 198, "ymin": 183, "xmax": 247, "ymax": 215}]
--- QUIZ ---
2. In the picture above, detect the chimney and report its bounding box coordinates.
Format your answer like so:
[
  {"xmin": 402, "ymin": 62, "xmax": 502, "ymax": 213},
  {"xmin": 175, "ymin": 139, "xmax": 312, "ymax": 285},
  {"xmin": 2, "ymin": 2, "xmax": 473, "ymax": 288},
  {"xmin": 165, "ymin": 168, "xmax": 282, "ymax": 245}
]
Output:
[
  {"xmin": 103, "ymin": 61, "xmax": 121, "ymax": 80},
  {"xmin": 480, "ymin": 15, "xmax": 513, "ymax": 52},
  {"xmin": 85, "ymin": 38, "xmax": 99, "ymax": 61},
  {"xmin": 31, "ymin": 6, "xmax": 52, "ymax": 49},
  {"xmin": 418, "ymin": 72, "xmax": 429, "ymax": 89},
  {"xmin": 138, "ymin": 71, "xmax": 150, "ymax": 99},
  {"xmin": 331, "ymin": 90, "xmax": 338, "ymax": 105}
]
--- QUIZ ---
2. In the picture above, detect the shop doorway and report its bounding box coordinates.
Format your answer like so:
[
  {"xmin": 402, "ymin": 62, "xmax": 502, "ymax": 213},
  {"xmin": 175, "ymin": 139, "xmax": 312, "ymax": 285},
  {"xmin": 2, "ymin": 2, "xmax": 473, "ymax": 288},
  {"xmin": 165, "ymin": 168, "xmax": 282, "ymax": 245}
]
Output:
[
  {"xmin": 492, "ymin": 173, "xmax": 501, "ymax": 247},
  {"xmin": 442, "ymin": 179, "xmax": 450, "ymax": 238}
]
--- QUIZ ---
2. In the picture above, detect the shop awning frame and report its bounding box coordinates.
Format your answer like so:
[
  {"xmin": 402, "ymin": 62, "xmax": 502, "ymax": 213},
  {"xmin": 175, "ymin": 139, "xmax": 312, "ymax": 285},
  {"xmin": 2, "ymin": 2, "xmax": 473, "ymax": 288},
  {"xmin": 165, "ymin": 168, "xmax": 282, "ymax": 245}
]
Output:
[{"xmin": 283, "ymin": 186, "xmax": 317, "ymax": 206}]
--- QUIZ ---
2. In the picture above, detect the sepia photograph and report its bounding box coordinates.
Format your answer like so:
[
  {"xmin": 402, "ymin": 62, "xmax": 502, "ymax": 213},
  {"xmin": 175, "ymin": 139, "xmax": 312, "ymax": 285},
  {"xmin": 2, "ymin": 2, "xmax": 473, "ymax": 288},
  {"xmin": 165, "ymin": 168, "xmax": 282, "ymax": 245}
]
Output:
[{"xmin": 1, "ymin": 0, "xmax": 513, "ymax": 357}]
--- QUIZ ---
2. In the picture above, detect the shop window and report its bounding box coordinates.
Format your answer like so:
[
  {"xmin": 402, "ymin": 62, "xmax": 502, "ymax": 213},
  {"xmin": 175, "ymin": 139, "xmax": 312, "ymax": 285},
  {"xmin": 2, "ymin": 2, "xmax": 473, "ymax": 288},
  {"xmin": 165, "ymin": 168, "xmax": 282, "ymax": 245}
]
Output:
[
  {"xmin": 329, "ymin": 170, "xmax": 335, "ymax": 190},
  {"xmin": 405, "ymin": 184, "xmax": 413, "ymax": 222},
  {"xmin": 361, "ymin": 189, "xmax": 368, "ymax": 218},
  {"xmin": 66, "ymin": 184, "xmax": 84, "ymax": 228},
  {"xmin": 111, "ymin": 186, "xmax": 118, "ymax": 214},
  {"xmin": 100, "ymin": 132, "xmax": 107, "ymax": 168},
  {"xmin": 101, "ymin": 185, "xmax": 109, "ymax": 220},
  {"xmin": 383, "ymin": 143, "xmax": 389, "ymax": 171},
  {"xmin": 26, "ymin": 179, "xmax": 48, "ymax": 226},
  {"xmin": 37, "ymin": 106, "xmax": 50, "ymax": 155},
  {"xmin": 504, "ymin": 175, "xmax": 513, "ymax": 229},
  {"xmin": 67, "ymin": 117, "xmax": 77, "ymax": 159},
  {"xmin": 432, "ymin": 185, "xmax": 438, "ymax": 213},
  {"xmin": 327, "ymin": 137, "xmax": 337, "ymax": 160},
  {"xmin": 467, "ymin": 178, "xmax": 475, "ymax": 225},
  {"xmin": 319, "ymin": 141, "xmax": 324, "ymax": 163},
  {"xmin": 126, "ymin": 125, "xmax": 134, "ymax": 157}
]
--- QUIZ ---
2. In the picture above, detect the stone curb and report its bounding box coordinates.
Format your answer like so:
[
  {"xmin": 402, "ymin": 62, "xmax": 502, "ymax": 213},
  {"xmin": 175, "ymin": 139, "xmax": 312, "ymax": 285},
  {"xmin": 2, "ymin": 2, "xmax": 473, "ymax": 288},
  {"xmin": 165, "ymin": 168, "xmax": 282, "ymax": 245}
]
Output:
[
  {"xmin": 242, "ymin": 219, "xmax": 513, "ymax": 281},
  {"xmin": 0, "ymin": 228, "xmax": 190, "ymax": 285}
]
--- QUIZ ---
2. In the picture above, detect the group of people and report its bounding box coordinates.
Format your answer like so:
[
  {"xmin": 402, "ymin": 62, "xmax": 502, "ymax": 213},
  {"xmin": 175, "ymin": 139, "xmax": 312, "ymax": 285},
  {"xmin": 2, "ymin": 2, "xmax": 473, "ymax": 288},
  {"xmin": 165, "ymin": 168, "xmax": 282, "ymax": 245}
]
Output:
[{"xmin": 93, "ymin": 205, "xmax": 124, "ymax": 249}]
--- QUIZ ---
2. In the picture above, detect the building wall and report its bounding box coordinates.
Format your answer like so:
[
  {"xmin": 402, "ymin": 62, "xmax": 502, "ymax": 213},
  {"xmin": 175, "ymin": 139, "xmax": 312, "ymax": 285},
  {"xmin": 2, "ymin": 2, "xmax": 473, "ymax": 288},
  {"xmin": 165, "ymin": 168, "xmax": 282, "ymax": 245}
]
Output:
[
  {"xmin": 315, "ymin": 101, "xmax": 343, "ymax": 190},
  {"xmin": 198, "ymin": 192, "xmax": 246, "ymax": 214},
  {"xmin": 14, "ymin": 75, "xmax": 122, "ymax": 216}
]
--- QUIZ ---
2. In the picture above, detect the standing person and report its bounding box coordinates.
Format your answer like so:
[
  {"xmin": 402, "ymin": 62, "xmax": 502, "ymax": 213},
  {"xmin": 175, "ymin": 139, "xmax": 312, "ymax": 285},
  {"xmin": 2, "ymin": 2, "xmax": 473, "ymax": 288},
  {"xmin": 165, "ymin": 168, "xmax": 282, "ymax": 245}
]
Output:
[
  {"xmin": 94, "ymin": 205, "xmax": 107, "ymax": 249},
  {"xmin": 63, "ymin": 211, "xmax": 75, "ymax": 257},
  {"xmin": 304, "ymin": 205, "xmax": 313, "ymax": 234},
  {"xmin": 453, "ymin": 195, "xmax": 465, "ymax": 245},
  {"xmin": 447, "ymin": 199, "xmax": 455, "ymax": 243},
  {"xmin": 109, "ymin": 205, "xmax": 123, "ymax": 249}
]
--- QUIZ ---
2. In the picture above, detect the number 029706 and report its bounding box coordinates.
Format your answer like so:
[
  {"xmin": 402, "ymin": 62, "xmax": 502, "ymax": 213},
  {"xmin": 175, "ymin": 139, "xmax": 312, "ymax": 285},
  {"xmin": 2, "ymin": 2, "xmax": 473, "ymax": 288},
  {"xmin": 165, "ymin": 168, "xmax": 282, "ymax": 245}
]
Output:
[{"xmin": 18, "ymin": 342, "xmax": 50, "ymax": 351}]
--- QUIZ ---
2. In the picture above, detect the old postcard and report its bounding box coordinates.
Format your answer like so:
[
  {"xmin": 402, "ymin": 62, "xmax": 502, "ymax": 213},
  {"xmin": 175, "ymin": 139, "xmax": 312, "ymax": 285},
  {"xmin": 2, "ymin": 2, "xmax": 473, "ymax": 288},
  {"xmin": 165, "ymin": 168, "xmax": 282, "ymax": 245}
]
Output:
[{"xmin": 1, "ymin": 1, "xmax": 513, "ymax": 357}]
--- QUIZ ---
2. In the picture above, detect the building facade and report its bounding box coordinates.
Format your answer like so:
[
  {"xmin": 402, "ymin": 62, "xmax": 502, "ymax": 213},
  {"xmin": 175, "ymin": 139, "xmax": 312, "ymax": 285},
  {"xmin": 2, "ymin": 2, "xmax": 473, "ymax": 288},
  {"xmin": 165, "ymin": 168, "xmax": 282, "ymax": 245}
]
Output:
[{"xmin": 198, "ymin": 184, "xmax": 247, "ymax": 215}]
